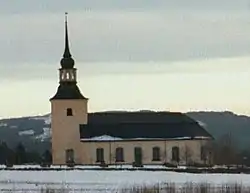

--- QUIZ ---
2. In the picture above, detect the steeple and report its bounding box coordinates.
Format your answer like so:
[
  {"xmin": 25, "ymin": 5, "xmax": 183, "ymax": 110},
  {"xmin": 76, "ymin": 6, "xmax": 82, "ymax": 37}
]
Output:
[
  {"xmin": 60, "ymin": 12, "xmax": 75, "ymax": 69},
  {"xmin": 63, "ymin": 12, "xmax": 71, "ymax": 58},
  {"xmin": 50, "ymin": 12, "xmax": 87, "ymax": 100}
]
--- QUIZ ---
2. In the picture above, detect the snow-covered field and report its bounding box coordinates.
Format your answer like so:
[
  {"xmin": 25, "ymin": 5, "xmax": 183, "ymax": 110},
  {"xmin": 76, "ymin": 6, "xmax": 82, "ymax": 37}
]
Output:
[{"xmin": 0, "ymin": 170, "xmax": 250, "ymax": 192}]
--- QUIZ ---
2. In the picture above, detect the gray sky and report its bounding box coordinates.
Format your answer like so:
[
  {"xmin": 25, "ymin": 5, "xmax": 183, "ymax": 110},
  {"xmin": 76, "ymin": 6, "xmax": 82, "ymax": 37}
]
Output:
[
  {"xmin": 1, "ymin": 0, "xmax": 250, "ymax": 118},
  {"xmin": 0, "ymin": 0, "xmax": 250, "ymax": 66}
]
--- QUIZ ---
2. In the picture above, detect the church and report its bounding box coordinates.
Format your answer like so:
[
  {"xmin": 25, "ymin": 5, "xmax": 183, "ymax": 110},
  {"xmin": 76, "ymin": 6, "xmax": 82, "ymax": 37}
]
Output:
[{"xmin": 50, "ymin": 14, "xmax": 213, "ymax": 166}]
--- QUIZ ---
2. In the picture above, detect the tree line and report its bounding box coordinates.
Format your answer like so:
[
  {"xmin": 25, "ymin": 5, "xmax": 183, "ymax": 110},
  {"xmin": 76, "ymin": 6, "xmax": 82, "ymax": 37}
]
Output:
[
  {"xmin": 211, "ymin": 133, "xmax": 250, "ymax": 167},
  {"xmin": 0, "ymin": 141, "xmax": 52, "ymax": 166},
  {"xmin": 0, "ymin": 132, "xmax": 249, "ymax": 167},
  {"xmin": 178, "ymin": 133, "xmax": 250, "ymax": 167}
]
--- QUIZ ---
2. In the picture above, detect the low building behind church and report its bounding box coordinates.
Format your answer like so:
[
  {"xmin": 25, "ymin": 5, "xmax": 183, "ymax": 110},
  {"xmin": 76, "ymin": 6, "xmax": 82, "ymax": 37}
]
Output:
[{"xmin": 50, "ymin": 14, "xmax": 214, "ymax": 166}]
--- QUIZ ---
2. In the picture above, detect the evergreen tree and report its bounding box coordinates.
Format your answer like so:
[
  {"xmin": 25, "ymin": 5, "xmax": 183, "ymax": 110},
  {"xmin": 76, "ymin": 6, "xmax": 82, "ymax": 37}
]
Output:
[
  {"xmin": 42, "ymin": 150, "xmax": 52, "ymax": 165},
  {"xmin": 0, "ymin": 141, "xmax": 14, "ymax": 166},
  {"xmin": 0, "ymin": 142, "xmax": 8, "ymax": 164},
  {"xmin": 15, "ymin": 143, "xmax": 27, "ymax": 164},
  {"xmin": 27, "ymin": 151, "xmax": 42, "ymax": 164}
]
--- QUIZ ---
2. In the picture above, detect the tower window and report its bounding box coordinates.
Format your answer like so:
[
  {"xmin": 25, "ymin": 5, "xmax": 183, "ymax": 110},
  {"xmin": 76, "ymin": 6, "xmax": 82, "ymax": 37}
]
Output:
[
  {"xmin": 67, "ymin": 108, "xmax": 73, "ymax": 116},
  {"xmin": 66, "ymin": 72, "xmax": 70, "ymax": 79}
]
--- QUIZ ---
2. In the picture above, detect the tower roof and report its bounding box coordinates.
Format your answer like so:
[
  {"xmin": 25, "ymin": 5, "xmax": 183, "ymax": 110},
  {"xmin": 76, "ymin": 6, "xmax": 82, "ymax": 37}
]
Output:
[
  {"xmin": 60, "ymin": 12, "xmax": 75, "ymax": 69},
  {"xmin": 50, "ymin": 82, "xmax": 88, "ymax": 100}
]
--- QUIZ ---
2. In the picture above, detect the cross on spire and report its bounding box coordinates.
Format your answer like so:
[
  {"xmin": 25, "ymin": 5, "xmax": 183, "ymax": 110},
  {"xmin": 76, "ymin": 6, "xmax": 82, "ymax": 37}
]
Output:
[
  {"xmin": 60, "ymin": 12, "xmax": 75, "ymax": 69},
  {"xmin": 63, "ymin": 12, "xmax": 71, "ymax": 58},
  {"xmin": 65, "ymin": 12, "xmax": 68, "ymax": 22}
]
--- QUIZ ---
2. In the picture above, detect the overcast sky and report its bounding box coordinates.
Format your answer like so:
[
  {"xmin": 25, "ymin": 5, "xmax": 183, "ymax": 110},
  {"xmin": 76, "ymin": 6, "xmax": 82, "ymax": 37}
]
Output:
[{"xmin": 1, "ymin": 0, "xmax": 250, "ymax": 118}]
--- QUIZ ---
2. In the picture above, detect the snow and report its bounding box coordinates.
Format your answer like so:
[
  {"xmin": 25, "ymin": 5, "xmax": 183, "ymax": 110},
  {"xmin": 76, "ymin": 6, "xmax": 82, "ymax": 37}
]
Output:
[
  {"xmin": 0, "ymin": 164, "xmax": 167, "ymax": 170},
  {"xmin": 35, "ymin": 127, "xmax": 51, "ymax": 141},
  {"xmin": 194, "ymin": 136, "xmax": 211, "ymax": 139},
  {"xmin": 18, "ymin": 130, "xmax": 34, "ymax": 136},
  {"xmin": 81, "ymin": 135, "xmax": 210, "ymax": 141},
  {"xmin": 81, "ymin": 135, "xmax": 123, "ymax": 141},
  {"xmin": 31, "ymin": 114, "xmax": 51, "ymax": 125},
  {"xmin": 0, "ymin": 122, "xmax": 7, "ymax": 127},
  {"xmin": 0, "ymin": 170, "xmax": 250, "ymax": 192},
  {"xmin": 170, "ymin": 137, "xmax": 191, "ymax": 140},
  {"xmin": 197, "ymin": 120, "xmax": 207, "ymax": 127}
]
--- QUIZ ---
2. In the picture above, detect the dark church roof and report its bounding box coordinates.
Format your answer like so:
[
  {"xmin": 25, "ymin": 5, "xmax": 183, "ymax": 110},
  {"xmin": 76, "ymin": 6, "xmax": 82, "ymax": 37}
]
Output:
[
  {"xmin": 50, "ymin": 82, "xmax": 87, "ymax": 100},
  {"xmin": 79, "ymin": 111, "xmax": 213, "ymax": 141}
]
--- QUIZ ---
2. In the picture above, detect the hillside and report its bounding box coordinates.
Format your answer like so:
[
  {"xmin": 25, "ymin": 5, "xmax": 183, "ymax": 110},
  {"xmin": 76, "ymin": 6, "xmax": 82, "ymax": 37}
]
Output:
[
  {"xmin": 0, "ymin": 114, "xmax": 51, "ymax": 153},
  {"xmin": 187, "ymin": 111, "xmax": 250, "ymax": 148},
  {"xmin": 0, "ymin": 111, "xmax": 249, "ymax": 152}
]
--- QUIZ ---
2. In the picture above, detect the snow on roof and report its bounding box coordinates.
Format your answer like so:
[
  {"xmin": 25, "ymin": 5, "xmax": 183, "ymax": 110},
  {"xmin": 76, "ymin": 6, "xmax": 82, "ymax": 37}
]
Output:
[
  {"xmin": 81, "ymin": 135, "xmax": 123, "ymax": 141},
  {"xmin": 81, "ymin": 135, "xmax": 209, "ymax": 142},
  {"xmin": 197, "ymin": 120, "xmax": 207, "ymax": 127}
]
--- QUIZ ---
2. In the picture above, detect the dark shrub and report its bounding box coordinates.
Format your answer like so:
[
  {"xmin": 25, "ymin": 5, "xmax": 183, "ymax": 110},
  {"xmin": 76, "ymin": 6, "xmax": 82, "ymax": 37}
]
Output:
[
  {"xmin": 163, "ymin": 162, "xmax": 177, "ymax": 168},
  {"xmin": 100, "ymin": 161, "xmax": 108, "ymax": 167},
  {"xmin": 40, "ymin": 162, "xmax": 51, "ymax": 168},
  {"xmin": 5, "ymin": 162, "xmax": 13, "ymax": 168},
  {"xmin": 132, "ymin": 162, "xmax": 143, "ymax": 168},
  {"xmin": 66, "ymin": 160, "xmax": 75, "ymax": 168}
]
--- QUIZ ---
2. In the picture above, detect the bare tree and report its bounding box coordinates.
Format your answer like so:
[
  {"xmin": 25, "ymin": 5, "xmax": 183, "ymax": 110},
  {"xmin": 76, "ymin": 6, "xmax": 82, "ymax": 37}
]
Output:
[
  {"xmin": 181, "ymin": 145, "xmax": 193, "ymax": 166},
  {"xmin": 200, "ymin": 142, "xmax": 214, "ymax": 166},
  {"xmin": 161, "ymin": 150, "xmax": 167, "ymax": 163},
  {"xmin": 213, "ymin": 132, "xmax": 238, "ymax": 166}
]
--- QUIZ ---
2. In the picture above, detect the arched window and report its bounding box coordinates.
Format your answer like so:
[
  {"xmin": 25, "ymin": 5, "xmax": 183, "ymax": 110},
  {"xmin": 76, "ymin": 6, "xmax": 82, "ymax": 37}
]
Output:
[
  {"xmin": 152, "ymin": 147, "xmax": 161, "ymax": 161},
  {"xmin": 96, "ymin": 148, "xmax": 104, "ymax": 162},
  {"xmin": 134, "ymin": 147, "xmax": 143, "ymax": 165},
  {"xmin": 67, "ymin": 108, "xmax": 73, "ymax": 116},
  {"xmin": 65, "ymin": 149, "xmax": 74, "ymax": 164},
  {"xmin": 115, "ymin": 147, "xmax": 124, "ymax": 162},
  {"xmin": 66, "ymin": 72, "xmax": 70, "ymax": 79},
  {"xmin": 61, "ymin": 73, "xmax": 65, "ymax": 80},
  {"xmin": 172, "ymin": 146, "xmax": 180, "ymax": 162}
]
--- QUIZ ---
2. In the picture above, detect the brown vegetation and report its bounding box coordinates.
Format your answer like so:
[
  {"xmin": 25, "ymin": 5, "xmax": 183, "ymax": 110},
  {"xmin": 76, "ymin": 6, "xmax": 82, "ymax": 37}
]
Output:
[
  {"xmin": 122, "ymin": 183, "xmax": 250, "ymax": 193},
  {"xmin": 7, "ymin": 183, "xmax": 250, "ymax": 193}
]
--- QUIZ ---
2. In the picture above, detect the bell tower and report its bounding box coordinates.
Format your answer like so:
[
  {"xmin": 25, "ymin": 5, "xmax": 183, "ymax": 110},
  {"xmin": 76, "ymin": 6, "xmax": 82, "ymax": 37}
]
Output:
[
  {"xmin": 50, "ymin": 13, "xmax": 88, "ymax": 165},
  {"xmin": 59, "ymin": 13, "xmax": 77, "ymax": 84}
]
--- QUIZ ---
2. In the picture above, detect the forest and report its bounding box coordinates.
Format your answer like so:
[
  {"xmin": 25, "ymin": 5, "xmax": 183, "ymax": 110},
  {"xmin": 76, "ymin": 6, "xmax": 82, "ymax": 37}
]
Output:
[
  {"xmin": 0, "ymin": 141, "xmax": 52, "ymax": 166},
  {"xmin": 0, "ymin": 132, "xmax": 249, "ymax": 167}
]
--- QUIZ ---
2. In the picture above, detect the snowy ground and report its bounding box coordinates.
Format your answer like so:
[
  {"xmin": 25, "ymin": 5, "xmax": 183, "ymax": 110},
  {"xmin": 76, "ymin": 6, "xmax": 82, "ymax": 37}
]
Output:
[{"xmin": 0, "ymin": 170, "xmax": 250, "ymax": 192}]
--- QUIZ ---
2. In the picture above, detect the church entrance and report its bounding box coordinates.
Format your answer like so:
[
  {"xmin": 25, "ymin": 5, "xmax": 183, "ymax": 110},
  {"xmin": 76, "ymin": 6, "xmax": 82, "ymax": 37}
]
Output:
[{"xmin": 134, "ymin": 147, "xmax": 143, "ymax": 166}]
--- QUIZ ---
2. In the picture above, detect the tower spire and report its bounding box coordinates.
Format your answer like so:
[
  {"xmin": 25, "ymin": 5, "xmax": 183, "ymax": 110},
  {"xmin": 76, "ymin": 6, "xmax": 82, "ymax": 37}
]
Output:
[
  {"xmin": 60, "ymin": 12, "xmax": 75, "ymax": 69},
  {"xmin": 63, "ymin": 12, "xmax": 71, "ymax": 58},
  {"xmin": 50, "ymin": 12, "xmax": 87, "ymax": 101}
]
